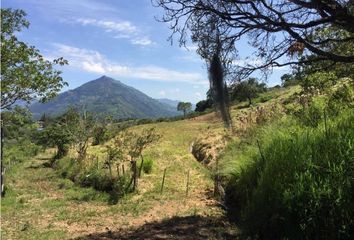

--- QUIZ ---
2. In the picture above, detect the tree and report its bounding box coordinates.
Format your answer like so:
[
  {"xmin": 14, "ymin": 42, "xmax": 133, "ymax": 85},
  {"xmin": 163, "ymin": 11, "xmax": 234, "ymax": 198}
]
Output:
[
  {"xmin": 154, "ymin": 0, "xmax": 354, "ymax": 80},
  {"xmin": 104, "ymin": 145, "xmax": 124, "ymax": 180},
  {"xmin": 1, "ymin": 8, "xmax": 68, "ymax": 110},
  {"xmin": 64, "ymin": 109, "xmax": 95, "ymax": 162},
  {"xmin": 281, "ymin": 73, "xmax": 298, "ymax": 88},
  {"xmin": 230, "ymin": 78, "xmax": 267, "ymax": 106},
  {"xmin": 177, "ymin": 102, "xmax": 192, "ymax": 117},
  {"xmin": 121, "ymin": 128, "xmax": 161, "ymax": 191},
  {"xmin": 195, "ymin": 100, "xmax": 212, "ymax": 112},
  {"xmin": 37, "ymin": 122, "xmax": 72, "ymax": 161}
]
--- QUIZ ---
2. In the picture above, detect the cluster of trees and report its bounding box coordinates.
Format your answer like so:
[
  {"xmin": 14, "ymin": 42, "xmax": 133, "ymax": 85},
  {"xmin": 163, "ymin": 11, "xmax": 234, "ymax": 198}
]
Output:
[
  {"xmin": 195, "ymin": 77, "xmax": 267, "ymax": 113},
  {"xmin": 35, "ymin": 108, "xmax": 161, "ymax": 197},
  {"xmin": 155, "ymin": 0, "xmax": 354, "ymax": 125}
]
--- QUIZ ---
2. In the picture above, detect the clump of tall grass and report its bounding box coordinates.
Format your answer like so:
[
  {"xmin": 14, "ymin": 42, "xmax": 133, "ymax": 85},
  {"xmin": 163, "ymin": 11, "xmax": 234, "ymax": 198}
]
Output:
[
  {"xmin": 138, "ymin": 157, "xmax": 154, "ymax": 174},
  {"xmin": 224, "ymin": 109, "xmax": 354, "ymax": 239}
]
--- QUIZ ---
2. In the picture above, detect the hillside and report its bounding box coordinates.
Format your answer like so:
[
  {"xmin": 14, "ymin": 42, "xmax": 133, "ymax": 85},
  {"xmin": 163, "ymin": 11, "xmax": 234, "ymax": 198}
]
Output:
[
  {"xmin": 4, "ymin": 84, "xmax": 353, "ymax": 239},
  {"xmin": 29, "ymin": 76, "xmax": 179, "ymax": 119},
  {"xmin": 2, "ymin": 86, "xmax": 298, "ymax": 239}
]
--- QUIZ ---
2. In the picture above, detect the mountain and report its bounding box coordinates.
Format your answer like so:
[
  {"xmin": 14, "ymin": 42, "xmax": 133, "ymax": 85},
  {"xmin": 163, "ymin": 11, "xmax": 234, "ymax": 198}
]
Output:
[
  {"xmin": 157, "ymin": 98, "xmax": 196, "ymax": 111},
  {"xmin": 29, "ymin": 76, "xmax": 179, "ymax": 119},
  {"xmin": 157, "ymin": 98, "xmax": 181, "ymax": 108}
]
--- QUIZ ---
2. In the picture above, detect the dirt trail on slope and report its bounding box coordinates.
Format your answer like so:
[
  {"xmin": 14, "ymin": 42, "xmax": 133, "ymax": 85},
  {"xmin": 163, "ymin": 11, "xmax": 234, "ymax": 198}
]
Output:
[{"xmin": 2, "ymin": 150, "xmax": 238, "ymax": 240}]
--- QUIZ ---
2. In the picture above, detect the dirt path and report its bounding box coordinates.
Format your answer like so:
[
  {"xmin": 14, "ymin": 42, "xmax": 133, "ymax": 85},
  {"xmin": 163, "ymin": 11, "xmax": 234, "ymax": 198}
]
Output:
[{"xmin": 1, "ymin": 150, "xmax": 238, "ymax": 240}]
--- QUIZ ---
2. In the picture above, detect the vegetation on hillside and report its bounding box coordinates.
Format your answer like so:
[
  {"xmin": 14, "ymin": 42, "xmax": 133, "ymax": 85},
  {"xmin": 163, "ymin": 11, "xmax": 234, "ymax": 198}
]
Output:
[{"xmin": 2, "ymin": 2, "xmax": 354, "ymax": 240}]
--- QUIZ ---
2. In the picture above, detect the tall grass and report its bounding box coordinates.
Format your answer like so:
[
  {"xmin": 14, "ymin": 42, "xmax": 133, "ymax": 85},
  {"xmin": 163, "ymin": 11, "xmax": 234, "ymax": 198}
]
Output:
[{"xmin": 223, "ymin": 109, "xmax": 354, "ymax": 239}]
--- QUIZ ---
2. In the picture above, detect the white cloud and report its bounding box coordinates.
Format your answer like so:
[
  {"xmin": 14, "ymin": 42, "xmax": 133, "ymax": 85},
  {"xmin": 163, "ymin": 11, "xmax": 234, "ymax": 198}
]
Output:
[
  {"xmin": 159, "ymin": 90, "xmax": 166, "ymax": 96},
  {"xmin": 76, "ymin": 18, "xmax": 137, "ymax": 34},
  {"xmin": 74, "ymin": 18, "xmax": 154, "ymax": 46},
  {"xmin": 131, "ymin": 37, "xmax": 154, "ymax": 46},
  {"xmin": 52, "ymin": 43, "xmax": 208, "ymax": 84},
  {"xmin": 232, "ymin": 58, "xmax": 263, "ymax": 67},
  {"xmin": 195, "ymin": 92, "xmax": 202, "ymax": 98}
]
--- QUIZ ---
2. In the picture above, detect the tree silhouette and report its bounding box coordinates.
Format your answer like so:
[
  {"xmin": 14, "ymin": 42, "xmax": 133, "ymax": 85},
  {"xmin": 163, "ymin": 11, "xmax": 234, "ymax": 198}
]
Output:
[{"xmin": 177, "ymin": 102, "xmax": 192, "ymax": 117}]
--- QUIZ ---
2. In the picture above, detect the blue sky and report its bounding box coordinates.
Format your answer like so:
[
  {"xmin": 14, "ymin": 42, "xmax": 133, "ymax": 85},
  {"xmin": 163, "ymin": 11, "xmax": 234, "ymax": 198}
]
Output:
[{"xmin": 3, "ymin": 0, "xmax": 289, "ymax": 103}]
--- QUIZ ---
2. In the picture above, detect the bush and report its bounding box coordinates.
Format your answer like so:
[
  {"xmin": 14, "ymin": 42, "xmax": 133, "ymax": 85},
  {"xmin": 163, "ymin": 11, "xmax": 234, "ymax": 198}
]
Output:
[
  {"xmin": 56, "ymin": 156, "xmax": 132, "ymax": 203},
  {"xmin": 142, "ymin": 157, "xmax": 154, "ymax": 174},
  {"xmin": 224, "ymin": 110, "xmax": 354, "ymax": 239},
  {"xmin": 3, "ymin": 140, "xmax": 42, "ymax": 165}
]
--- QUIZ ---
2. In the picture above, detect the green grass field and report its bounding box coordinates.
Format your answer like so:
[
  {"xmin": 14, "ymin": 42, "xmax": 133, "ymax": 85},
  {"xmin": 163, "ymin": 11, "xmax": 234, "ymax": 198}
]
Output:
[{"xmin": 1, "ymin": 86, "xmax": 300, "ymax": 239}]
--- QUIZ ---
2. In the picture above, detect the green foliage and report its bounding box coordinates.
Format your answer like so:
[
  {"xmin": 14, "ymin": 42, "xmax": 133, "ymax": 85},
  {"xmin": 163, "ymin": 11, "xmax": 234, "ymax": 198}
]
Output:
[
  {"xmin": 327, "ymin": 82, "xmax": 354, "ymax": 116},
  {"xmin": 36, "ymin": 108, "xmax": 96, "ymax": 161},
  {"xmin": 281, "ymin": 73, "xmax": 298, "ymax": 87},
  {"xmin": 138, "ymin": 157, "xmax": 154, "ymax": 174},
  {"xmin": 2, "ymin": 106, "xmax": 42, "ymax": 166},
  {"xmin": 104, "ymin": 145, "xmax": 124, "ymax": 179},
  {"xmin": 1, "ymin": 8, "xmax": 67, "ymax": 110},
  {"xmin": 3, "ymin": 140, "xmax": 41, "ymax": 165},
  {"xmin": 195, "ymin": 99, "xmax": 213, "ymax": 112},
  {"xmin": 295, "ymin": 98, "xmax": 325, "ymax": 127},
  {"xmin": 230, "ymin": 77, "xmax": 266, "ymax": 105},
  {"xmin": 177, "ymin": 102, "xmax": 192, "ymax": 116},
  {"xmin": 300, "ymin": 71, "xmax": 337, "ymax": 93},
  {"xmin": 56, "ymin": 156, "xmax": 132, "ymax": 204},
  {"xmin": 224, "ymin": 110, "xmax": 354, "ymax": 239},
  {"xmin": 2, "ymin": 106, "xmax": 37, "ymax": 140}
]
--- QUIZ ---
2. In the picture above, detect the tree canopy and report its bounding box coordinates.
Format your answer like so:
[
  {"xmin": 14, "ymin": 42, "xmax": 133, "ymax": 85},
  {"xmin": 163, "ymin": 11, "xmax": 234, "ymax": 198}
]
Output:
[
  {"xmin": 230, "ymin": 77, "xmax": 267, "ymax": 105},
  {"xmin": 1, "ymin": 8, "xmax": 68, "ymax": 110},
  {"xmin": 154, "ymin": 0, "xmax": 354, "ymax": 80},
  {"xmin": 177, "ymin": 102, "xmax": 192, "ymax": 117}
]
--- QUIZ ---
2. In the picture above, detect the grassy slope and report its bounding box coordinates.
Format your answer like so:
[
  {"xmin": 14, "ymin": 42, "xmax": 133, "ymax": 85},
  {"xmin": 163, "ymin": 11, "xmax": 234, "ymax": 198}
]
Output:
[{"xmin": 1, "ymin": 86, "xmax": 299, "ymax": 239}]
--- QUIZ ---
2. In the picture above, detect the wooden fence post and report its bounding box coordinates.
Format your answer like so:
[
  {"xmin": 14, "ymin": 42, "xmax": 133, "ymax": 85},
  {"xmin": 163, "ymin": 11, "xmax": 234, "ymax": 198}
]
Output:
[
  {"xmin": 132, "ymin": 160, "xmax": 138, "ymax": 191},
  {"xmin": 161, "ymin": 168, "xmax": 167, "ymax": 193},
  {"xmin": 186, "ymin": 170, "xmax": 190, "ymax": 197},
  {"xmin": 116, "ymin": 164, "xmax": 120, "ymax": 177}
]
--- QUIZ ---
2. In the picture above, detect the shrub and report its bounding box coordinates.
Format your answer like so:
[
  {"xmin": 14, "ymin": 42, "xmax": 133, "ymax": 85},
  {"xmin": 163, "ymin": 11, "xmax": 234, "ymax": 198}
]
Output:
[
  {"xmin": 294, "ymin": 98, "xmax": 325, "ymax": 127},
  {"xmin": 56, "ymin": 156, "xmax": 132, "ymax": 203},
  {"xmin": 142, "ymin": 157, "xmax": 154, "ymax": 174},
  {"xmin": 224, "ymin": 110, "xmax": 354, "ymax": 239}
]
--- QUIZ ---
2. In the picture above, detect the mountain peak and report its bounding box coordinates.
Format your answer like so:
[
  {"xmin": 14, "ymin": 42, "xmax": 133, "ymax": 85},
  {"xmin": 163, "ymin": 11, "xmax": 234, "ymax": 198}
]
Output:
[
  {"xmin": 96, "ymin": 75, "xmax": 116, "ymax": 82},
  {"xmin": 30, "ymin": 76, "xmax": 180, "ymax": 119}
]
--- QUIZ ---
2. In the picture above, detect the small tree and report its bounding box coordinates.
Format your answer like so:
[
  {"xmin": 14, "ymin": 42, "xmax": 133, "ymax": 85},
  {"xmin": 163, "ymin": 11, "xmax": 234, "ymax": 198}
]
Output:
[
  {"xmin": 281, "ymin": 74, "xmax": 298, "ymax": 88},
  {"xmin": 37, "ymin": 120, "xmax": 72, "ymax": 162},
  {"xmin": 104, "ymin": 145, "xmax": 124, "ymax": 180},
  {"xmin": 65, "ymin": 110, "xmax": 95, "ymax": 162},
  {"xmin": 177, "ymin": 102, "xmax": 192, "ymax": 117},
  {"xmin": 123, "ymin": 128, "xmax": 161, "ymax": 191},
  {"xmin": 230, "ymin": 78, "xmax": 266, "ymax": 106},
  {"xmin": 92, "ymin": 116, "xmax": 114, "ymax": 146}
]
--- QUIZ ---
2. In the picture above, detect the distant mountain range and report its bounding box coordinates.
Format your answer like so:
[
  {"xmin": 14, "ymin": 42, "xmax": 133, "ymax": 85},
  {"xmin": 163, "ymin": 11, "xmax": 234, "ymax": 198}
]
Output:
[{"xmin": 29, "ymin": 76, "xmax": 180, "ymax": 119}]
